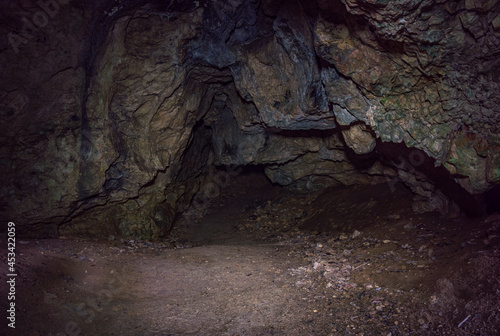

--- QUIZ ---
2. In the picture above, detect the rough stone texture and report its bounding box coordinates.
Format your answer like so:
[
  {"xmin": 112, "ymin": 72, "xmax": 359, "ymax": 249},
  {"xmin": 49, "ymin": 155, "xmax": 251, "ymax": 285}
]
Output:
[
  {"xmin": 68, "ymin": 10, "xmax": 210, "ymax": 238},
  {"xmin": 341, "ymin": 124, "xmax": 377, "ymax": 155},
  {"xmin": 1, "ymin": 0, "xmax": 499, "ymax": 238},
  {"xmin": 315, "ymin": 0, "xmax": 500, "ymax": 193},
  {"xmin": 231, "ymin": 2, "xmax": 334, "ymax": 130}
]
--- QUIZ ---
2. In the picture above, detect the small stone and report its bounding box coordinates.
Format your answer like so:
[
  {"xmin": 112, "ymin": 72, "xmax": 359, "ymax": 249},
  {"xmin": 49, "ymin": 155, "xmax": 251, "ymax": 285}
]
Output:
[
  {"xmin": 403, "ymin": 223, "xmax": 414, "ymax": 230},
  {"xmin": 351, "ymin": 230, "xmax": 361, "ymax": 238}
]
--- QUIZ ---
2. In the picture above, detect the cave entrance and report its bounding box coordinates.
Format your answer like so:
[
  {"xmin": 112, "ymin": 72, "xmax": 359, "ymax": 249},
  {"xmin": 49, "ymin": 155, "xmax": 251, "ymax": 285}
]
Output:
[
  {"xmin": 172, "ymin": 160, "xmax": 414, "ymax": 247},
  {"xmin": 174, "ymin": 164, "xmax": 284, "ymax": 246},
  {"xmin": 171, "ymin": 115, "xmax": 491, "ymax": 248},
  {"xmin": 173, "ymin": 126, "xmax": 490, "ymax": 247}
]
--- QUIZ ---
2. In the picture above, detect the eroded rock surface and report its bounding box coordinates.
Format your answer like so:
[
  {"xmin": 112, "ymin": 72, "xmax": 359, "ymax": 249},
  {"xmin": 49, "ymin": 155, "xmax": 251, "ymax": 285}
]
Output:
[{"xmin": 0, "ymin": 0, "xmax": 499, "ymax": 238}]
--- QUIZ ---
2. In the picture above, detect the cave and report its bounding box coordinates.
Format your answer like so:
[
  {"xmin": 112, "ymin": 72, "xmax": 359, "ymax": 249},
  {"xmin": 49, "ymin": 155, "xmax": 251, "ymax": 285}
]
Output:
[{"xmin": 1, "ymin": 0, "xmax": 500, "ymax": 335}]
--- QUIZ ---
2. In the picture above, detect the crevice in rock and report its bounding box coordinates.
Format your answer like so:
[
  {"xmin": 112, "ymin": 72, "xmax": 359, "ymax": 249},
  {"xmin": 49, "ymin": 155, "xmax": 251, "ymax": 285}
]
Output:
[{"xmin": 268, "ymin": 129, "xmax": 337, "ymax": 138}]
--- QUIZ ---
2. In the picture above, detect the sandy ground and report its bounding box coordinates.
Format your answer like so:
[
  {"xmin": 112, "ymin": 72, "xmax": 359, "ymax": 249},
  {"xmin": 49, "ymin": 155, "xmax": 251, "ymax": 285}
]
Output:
[{"xmin": 1, "ymin": 172, "xmax": 499, "ymax": 335}]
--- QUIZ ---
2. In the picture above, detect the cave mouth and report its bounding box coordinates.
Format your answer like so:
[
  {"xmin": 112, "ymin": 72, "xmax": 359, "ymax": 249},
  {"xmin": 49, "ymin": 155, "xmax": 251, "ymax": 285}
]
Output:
[
  {"xmin": 169, "ymin": 141, "xmax": 482, "ymax": 248},
  {"xmin": 168, "ymin": 125, "xmax": 488, "ymax": 245}
]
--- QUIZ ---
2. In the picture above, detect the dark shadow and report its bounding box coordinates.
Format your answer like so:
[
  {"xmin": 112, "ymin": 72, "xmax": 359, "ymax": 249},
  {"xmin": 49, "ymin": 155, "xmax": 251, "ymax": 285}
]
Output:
[
  {"xmin": 375, "ymin": 140, "xmax": 484, "ymax": 217},
  {"xmin": 300, "ymin": 182, "xmax": 414, "ymax": 233},
  {"xmin": 215, "ymin": 163, "xmax": 266, "ymax": 176},
  {"xmin": 484, "ymin": 184, "xmax": 500, "ymax": 214},
  {"xmin": 267, "ymin": 128, "xmax": 337, "ymax": 138},
  {"xmin": 176, "ymin": 119, "xmax": 213, "ymax": 183}
]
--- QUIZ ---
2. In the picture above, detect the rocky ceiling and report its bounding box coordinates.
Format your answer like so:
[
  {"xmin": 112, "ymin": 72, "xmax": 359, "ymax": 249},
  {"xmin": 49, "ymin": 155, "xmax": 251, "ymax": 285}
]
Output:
[{"xmin": 1, "ymin": 0, "xmax": 499, "ymax": 239}]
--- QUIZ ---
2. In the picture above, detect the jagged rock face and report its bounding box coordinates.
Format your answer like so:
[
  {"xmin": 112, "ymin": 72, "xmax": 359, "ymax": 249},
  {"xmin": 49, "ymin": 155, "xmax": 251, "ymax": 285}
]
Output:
[
  {"xmin": 0, "ymin": 0, "xmax": 499, "ymax": 238},
  {"xmin": 316, "ymin": 0, "xmax": 500, "ymax": 193}
]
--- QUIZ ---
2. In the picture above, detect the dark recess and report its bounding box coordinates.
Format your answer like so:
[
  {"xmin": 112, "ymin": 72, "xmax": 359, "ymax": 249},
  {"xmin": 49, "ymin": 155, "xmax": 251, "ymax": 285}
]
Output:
[
  {"xmin": 485, "ymin": 184, "xmax": 500, "ymax": 214},
  {"xmin": 376, "ymin": 141, "xmax": 485, "ymax": 217}
]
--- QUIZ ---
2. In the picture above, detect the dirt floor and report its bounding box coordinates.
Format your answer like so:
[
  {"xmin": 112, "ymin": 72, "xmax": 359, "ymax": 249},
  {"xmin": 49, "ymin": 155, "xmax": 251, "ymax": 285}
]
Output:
[{"xmin": 1, "ymin": 172, "xmax": 500, "ymax": 335}]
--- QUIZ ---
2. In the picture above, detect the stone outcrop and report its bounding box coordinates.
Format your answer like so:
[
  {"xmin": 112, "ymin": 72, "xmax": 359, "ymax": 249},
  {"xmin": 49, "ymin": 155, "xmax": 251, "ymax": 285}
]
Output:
[
  {"xmin": 0, "ymin": 0, "xmax": 499, "ymax": 238},
  {"xmin": 316, "ymin": 0, "xmax": 500, "ymax": 194}
]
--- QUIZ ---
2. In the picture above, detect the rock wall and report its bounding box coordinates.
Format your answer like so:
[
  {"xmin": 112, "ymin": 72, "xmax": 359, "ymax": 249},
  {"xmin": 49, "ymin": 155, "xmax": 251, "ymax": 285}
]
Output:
[
  {"xmin": 316, "ymin": 0, "xmax": 500, "ymax": 193},
  {"xmin": 0, "ymin": 0, "xmax": 498, "ymax": 238}
]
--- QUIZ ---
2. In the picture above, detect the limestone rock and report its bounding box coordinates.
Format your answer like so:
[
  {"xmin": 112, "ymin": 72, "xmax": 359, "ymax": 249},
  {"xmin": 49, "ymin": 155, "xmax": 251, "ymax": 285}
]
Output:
[
  {"xmin": 1, "ymin": 0, "xmax": 499, "ymax": 238},
  {"xmin": 231, "ymin": 2, "xmax": 333, "ymax": 130},
  {"xmin": 341, "ymin": 124, "xmax": 377, "ymax": 155}
]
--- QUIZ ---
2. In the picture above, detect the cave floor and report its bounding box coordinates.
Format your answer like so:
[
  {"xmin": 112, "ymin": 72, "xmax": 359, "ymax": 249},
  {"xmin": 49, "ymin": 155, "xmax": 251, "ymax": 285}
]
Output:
[{"xmin": 2, "ymin": 174, "xmax": 500, "ymax": 336}]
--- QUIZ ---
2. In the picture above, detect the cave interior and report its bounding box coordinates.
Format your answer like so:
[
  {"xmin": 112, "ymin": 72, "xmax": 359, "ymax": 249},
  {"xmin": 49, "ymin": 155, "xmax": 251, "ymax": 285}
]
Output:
[{"xmin": 1, "ymin": 0, "xmax": 500, "ymax": 335}]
